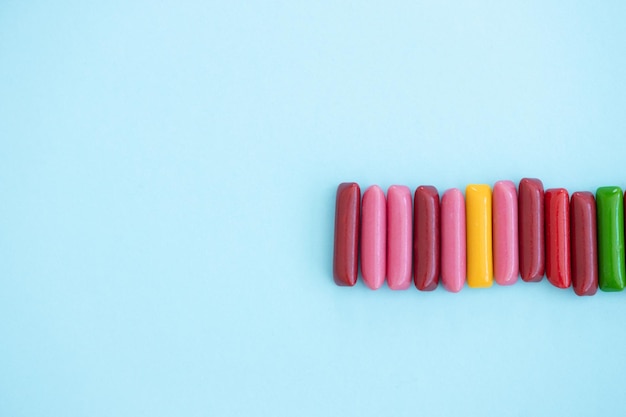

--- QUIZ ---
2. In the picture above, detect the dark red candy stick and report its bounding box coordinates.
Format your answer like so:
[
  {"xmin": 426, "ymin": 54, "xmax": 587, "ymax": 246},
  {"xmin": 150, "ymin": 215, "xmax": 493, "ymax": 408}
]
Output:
[
  {"xmin": 570, "ymin": 192, "xmax": 598, "ymax": 296},
  {"xmin": 518, "ymin": 178, "xmax": 545, "ymax": 282},
  {"xmin": 414, "ymin": 186, "xmax": 440, "ymax": 291},
  {"xmin": 333, "ymin": 183, "xmax": 361, "ymax": 286}
]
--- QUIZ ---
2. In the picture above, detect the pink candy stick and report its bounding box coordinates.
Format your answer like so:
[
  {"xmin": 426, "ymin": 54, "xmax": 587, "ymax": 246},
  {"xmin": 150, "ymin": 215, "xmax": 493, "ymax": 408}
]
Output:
[
  {"xmin": 493, "ymin": 180, "xmax": 519, "ymax": 285},
  {"xmin": 387, "ymin": 185, "xmax": 412, "ymax": 290},
  {"xmin": 441, "ymin": 188, "xmax": 466, "ymax": 292},
  {"xmin": 361, "ymin": 185, "xmax": 386, "ymax": 290}
]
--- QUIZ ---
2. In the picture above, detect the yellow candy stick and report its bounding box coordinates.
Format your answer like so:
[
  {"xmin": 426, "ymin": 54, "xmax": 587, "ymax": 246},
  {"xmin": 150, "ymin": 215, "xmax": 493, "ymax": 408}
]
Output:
[{"xmin": 466, "ymin": 184, "xmax": 493, "ymax": 288}]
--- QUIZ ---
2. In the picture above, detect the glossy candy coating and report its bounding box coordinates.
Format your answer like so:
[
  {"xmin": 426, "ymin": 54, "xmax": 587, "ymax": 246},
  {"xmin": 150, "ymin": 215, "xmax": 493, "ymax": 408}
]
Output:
[
  {"xmin": 466, "ymin": 184, "xmax": 493, "ymax": 288},
  {"xmin": 518, "ymin": 178, "xmax": 545, "ymax": 282},
  {"xmin": 413, "ymin": 186, "xmax": 440, "ymax": 291},
  {"xmin": 493, "ymin": 180, "xmax": 519, "ymax": 285},
  {"xmin": 441, "ymin": 188, "xmax": 466, "ymax": 292},
  {"xmin": 545, "ymin": 188, "xmax": 571, "ymax": 288},
  {"xmin": 333, "ymin": 182, "xmax": 360, "ymax": 286},
  {"xmin": 596, "ymin": 187, "xmax": 626, "ymax": 292},
  {"xmin": 361, "ymin": 185, "xmax": 386, "ymax": 290},
  {"xmin": 570, "ymin": 192, "xmax": 598, "ymax": 296},
  {"xmin": 387, "ymin": 185, "xmax": 412, "ymax": 290}
]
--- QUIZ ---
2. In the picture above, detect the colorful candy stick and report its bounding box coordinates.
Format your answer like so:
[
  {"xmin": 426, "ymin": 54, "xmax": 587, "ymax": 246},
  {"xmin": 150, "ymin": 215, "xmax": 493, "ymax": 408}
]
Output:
[
  {"xmin": 441, "ymin": 188, "xmax": 466, "ymax": 292},
  {"xmin": 518, "ymin": 178, "xmax": 545, "ymax": 282},
  {"xmin": 361, "ymin": 185, "xmax": 386, "ymax": 290},
  {"xmin": 387, "ymin": 185, "xmax": 412, "ymax": 290},
  {"xmin": 596, "ymin": 187, "xmax": 626, "ymax": 292},
  {"xmin": 413, "ymin": 186, "xmax": 440, "ymax": 291},
  {"xmin": 466, "ymin": 184, "xmax": 493, "ymax": 288},
  {"xmin": 333, "ymin": 182, "xmax": 360, "ymax": 286},
  {"xmin": 545, "ymin": 188, "xmax": 571, "ymax": 288},
  {"xmin": 570, "ymin": 192, "xmax": 598, "ymax": 296},
  {"xmin": 493, "ymin": 180, "xmax": 519, "ymax": 285}
]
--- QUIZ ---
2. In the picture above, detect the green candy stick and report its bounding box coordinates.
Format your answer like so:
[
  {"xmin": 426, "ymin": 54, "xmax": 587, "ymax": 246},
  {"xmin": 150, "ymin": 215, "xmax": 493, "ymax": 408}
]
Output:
[{"xmin": 596, "ymin": 186, "xmax": 626, "ymax": 292}]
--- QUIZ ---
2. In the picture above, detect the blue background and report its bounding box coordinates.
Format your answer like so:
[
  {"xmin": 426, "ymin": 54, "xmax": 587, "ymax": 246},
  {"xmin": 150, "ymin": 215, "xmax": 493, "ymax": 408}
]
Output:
[{"xmin": 1, "ymin": 1, "xmax": 626, "ymax": 416}]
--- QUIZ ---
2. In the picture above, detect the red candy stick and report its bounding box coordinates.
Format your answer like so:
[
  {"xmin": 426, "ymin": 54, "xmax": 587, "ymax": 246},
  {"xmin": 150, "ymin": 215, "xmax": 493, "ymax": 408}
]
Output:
[
  {"xmin": 333, "ymin": 183, "xmax": 360, "ymax": 286},
  {"xmin": 570, "ymin": 192, "xmax": 598, "ymax": 296},
  {"xmin": 545, "ymin": 188, "xmax": 571, "ymax": 288},
  {"xmin": 413, "ymin": 186, "xmax": 440, "ymax": 291},
  {"xmin": 518, "ymin": 178, "xmax": 545, "ymax": 282}
]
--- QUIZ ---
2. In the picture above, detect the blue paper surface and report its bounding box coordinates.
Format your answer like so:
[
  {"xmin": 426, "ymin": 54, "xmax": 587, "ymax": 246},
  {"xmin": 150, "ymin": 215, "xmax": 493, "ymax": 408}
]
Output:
[{"xmin": 2, "ymin": 1, "xmax": 626, "ymax": 416}]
